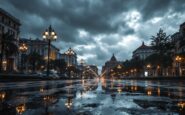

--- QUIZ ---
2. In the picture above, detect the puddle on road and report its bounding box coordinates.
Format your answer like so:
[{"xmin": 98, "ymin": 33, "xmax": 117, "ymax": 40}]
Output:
[{"xmin": 0, "ymin": 79, "xmax": 185, "ymax": 115}]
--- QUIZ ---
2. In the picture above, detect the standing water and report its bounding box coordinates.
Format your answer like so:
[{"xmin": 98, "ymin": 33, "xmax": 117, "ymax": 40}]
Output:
[{"xmin": 0, "ymin": 79, "xmax": 184, "ymax": 115}]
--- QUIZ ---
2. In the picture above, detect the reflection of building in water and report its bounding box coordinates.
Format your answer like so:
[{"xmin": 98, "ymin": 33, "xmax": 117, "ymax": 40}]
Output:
[
  {"xmin": 88, "ymin": 65, "xmax": 98, "ymax": 75},
  {"xmin": 101, "ymin": 77, "xmax": 107, "ymax": 88},
  {"xmin": 82, "ymin": 65, "xmax": 98, "ymax": 79},
  {"xmin": 42, "ymin": 95, "xmax": 58, "ymax": 107},
  {"xmin": 102, "ymin": 80, "xmax": 165, "ymax": 97},
  {"xmin": 42, "ymin": 95, "xmax": 58, "ymax": 114},
  {"xmin": 110, "ymin": 93, "xmax": 116, "ymax": 103}
]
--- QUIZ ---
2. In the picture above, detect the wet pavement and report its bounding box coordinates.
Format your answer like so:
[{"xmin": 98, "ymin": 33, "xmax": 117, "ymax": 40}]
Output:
[{"xmin": 0, "ymin": 78, "xmax": 185, "ymax": 115}]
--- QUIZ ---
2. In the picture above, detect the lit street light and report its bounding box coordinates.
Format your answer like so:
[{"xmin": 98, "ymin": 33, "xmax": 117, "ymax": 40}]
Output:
[
  {"xmin": 42, "ymin": 25, "xmax": 57, "ymax": 77},
  {"xmin": 175, "ymin": 56, "xmax": 182, "ymax": 76},
  {"xmin": 19, "ymin": 43, "xmax": 28, "ymax": 72}
]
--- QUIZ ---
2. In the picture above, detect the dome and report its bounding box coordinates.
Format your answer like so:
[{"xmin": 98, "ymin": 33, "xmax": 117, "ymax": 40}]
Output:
[{"xmin": 110, "ymin": 54, "xmax": 117, "ymax": 61}]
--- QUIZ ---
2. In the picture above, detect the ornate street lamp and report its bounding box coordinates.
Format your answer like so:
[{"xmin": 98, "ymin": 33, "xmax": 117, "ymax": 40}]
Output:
[
  {"xmin": 42, "ymin": 25, "xmax": 57, "ymax": 77},
  {"xmin": 175, "ymin": 56, "xmax": 182, "ymax": 76},
  {"xmin": 19, "ymin": 43, "xmax": 28, "ymax": 72}
]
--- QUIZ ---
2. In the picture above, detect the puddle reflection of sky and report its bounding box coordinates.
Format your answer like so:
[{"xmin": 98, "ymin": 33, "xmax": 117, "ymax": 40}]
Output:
[{"xmin": 0, "ymin": 79, "xmax": 185, "ymax": 115}]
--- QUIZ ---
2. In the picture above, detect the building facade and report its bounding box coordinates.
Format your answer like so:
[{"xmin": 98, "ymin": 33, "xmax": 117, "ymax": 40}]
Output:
[
  {"xmin": 61, "ymin": 47, "xmax": 77, "ymax": 67},
  {"xmin": 0, "ymin": 8, "xmax": 21, "ymax": 71},
  {"xmin": 171, "ymin": 22, "xmax": 185, "ymax": 76},
  {"xmin": 20, "ymin": 38, "xmax": 60, "ymax": 60},
  {"xmin": 101, "ymin": 54, "xmax": 120, "ymax": 78},
  {"xmin": 19, "ymin": 38, "xmax": 61, "ymax": 72},
  {"xmin": 132, "ymin": 42, "xmax": 153, "ymax": 60}
]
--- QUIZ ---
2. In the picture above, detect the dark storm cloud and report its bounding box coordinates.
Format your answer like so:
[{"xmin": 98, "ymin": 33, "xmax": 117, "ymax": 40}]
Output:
[
  {"xmin": 1, "ymin": 0, "xmax": 137, "ymax": 40},
  {"xmin": 2, "ymin": 0, "xmax": 185, "ymax": 41},
  {"xmin": 1, "ymin": 0, "xmax": 185, "ymax": 67}
]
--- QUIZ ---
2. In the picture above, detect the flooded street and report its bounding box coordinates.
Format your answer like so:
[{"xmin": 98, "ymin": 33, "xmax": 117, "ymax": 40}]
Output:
[{"xmin": 0, "ymin": 78, "xmax": 185, "ymax": 115}]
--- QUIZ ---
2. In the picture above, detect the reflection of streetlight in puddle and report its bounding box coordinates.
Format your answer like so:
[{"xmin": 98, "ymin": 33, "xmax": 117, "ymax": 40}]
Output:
[
  {"xmin": 82, "ymin": 79, "xmax": 85, "ymax": 86},
  {"xmin": 16, "ymin": 104, "xmax": 26, "ymax": 115},
  {"xmin": 43, "ymin": 95, "xmax": 55, "ymax": 106},
  {"xmin": 0, "ymin": 92, "xmax": 6, "ymax": 101},
  {"xmin": 117, "ymin": 87, "xmax": 122, "ymax": 94},
  {"xmin": 131, "ymin": 86, "xmax": 134, "ymax": 91},
  {"xmin": 147, "ymin": 90, "xmax": 152, "ymax": 96},
  {"xmin": 134, "ymin": 86, "xmax": 138, "ymax": 91},
  {"xmin": 65, "ymin": 98, "xmax": 73, "ymax": 109},
  {"xmin": 147, "ymin": 88, "xmax": 152, "ymax": 96},
  {"xmin": 177, "ymin": 102, "xmax": 185, "ymax": 110},
  {"xmin": 40, "ymin": 88, "xmax": 44, "ymax": 92},
  {"xmin": 43, "ymin": 96, "xmax": 50, "ymax": 101},
  {"xmin": 157, "ymin": 87, "xmax": 160, "ymax": 96},
  {"xmin": 80, "ymin": 91, "xmax": 84, "ymax": 98}
]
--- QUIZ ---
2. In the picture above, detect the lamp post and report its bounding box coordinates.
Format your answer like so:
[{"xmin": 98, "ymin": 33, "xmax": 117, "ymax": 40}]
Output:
[
  {"xmin": 175, "ymin": 56, "xmax": 182, "ymax": 76},
  {"xmin": 146, "ymin": 64, "xmax": 151, "ymax": 77},
  {"xmin": 42, "ymin": 25, "xmax": 57, "ymax": 77},
  {"xmin": 19, "ymin": 43, "xmax": 28, "ymax": 73}
]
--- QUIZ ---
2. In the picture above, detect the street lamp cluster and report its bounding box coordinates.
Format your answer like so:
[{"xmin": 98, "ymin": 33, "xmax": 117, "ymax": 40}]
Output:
[
  {"xmin": 42, "ymin": 25, "xmax": 57, "ymax": 77},
  {"xmin": 19, "ymin": 43, "xmax": 28, "ymax": 53},
  {"xmin": 16, "ymin": 25, "xmax": 58, "ymax": 74}
]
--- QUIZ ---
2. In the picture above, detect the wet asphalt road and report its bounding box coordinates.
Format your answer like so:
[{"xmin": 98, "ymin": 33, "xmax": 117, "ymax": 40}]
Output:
[{"xmin": 0, "ymin": 78, "xmax": 185, "ymax": 115}]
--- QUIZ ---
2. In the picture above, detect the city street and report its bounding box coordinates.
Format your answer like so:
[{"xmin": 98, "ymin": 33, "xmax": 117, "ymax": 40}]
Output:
[
  {"xmin": 0, "ymin": 78, "xmax": 184, "ymax": 115},
  {"xmin": 1, "ymin": 1, "xmax": 185, "ymax": 115}
]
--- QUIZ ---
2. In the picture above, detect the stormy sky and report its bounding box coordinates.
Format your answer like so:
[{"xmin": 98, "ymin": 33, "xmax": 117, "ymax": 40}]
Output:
[{"xmin": 1, "ymin": 0, "xmax": 185, "ymax": 70}]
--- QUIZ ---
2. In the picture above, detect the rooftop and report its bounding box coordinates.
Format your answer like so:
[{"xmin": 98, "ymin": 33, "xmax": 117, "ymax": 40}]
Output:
[
  {"xmin": 110, "ymin": 54, "xmax": 117, "ymax": 62},
  {"xmin": 19, "ymin": 38, "xmax": 59, "ymax": 51},
  {"xmin": 0, "ymin": 8, "xmax": 21, "ymax": 25},
  {"xmin": 133, "ymin": 42, "xmax": 152, "ymax": 53}
]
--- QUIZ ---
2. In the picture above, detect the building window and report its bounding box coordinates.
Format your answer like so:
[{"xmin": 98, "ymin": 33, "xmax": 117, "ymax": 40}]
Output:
[
  {"xmin": 14, "ymin": 24, "xmax": 16, "ymax": 29},
  {"xmin": 8, "ymin": 20, "xmax": 11, "ymax": 25},
  {"xmin": 2, "ymin": 17, "xmax": 4, "ymax": 23},
  {"xmin": 2, "ymin": 26, "xmax": 4, "ymax": 33}
]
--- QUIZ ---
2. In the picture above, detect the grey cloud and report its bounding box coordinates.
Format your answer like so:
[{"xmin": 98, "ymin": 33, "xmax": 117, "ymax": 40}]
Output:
[{"xmin": 1, "ymin": 0, "xmax": 185, "ymax": 67}]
